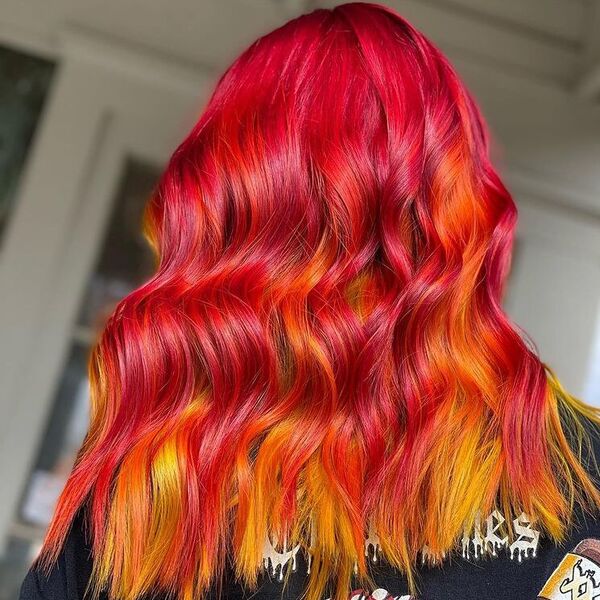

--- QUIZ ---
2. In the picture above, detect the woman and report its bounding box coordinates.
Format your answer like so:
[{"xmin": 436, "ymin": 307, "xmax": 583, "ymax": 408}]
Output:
[{"xmin": 21, "ymin": 3, "xmax": 600, "ymax": 599}]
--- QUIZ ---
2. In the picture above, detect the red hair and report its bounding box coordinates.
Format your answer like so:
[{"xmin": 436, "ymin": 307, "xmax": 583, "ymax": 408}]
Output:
[{"xmin": 41, "ymin": 4, "xmax": 600, "ymax": 600}]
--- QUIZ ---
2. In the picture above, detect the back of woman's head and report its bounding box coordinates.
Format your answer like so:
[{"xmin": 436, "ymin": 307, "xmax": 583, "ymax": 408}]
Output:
[{"xmin": 41, "ymin": 3, "xmax": 600, "ymax": 600}]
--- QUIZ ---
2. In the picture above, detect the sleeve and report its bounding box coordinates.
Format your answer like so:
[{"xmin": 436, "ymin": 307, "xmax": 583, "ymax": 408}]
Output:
[{"xmin": 19, "ymin": 513, "xmax": 94, "ymax": 600}]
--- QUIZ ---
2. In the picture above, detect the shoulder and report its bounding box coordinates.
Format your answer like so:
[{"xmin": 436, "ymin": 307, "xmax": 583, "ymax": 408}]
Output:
[
  {"xmin": 20, "ymin": 512, "xmax": 94, "ymax": 600},
  {"xmin": 582, "ymin": 415, "xmax": 600, "ymax": 471}
]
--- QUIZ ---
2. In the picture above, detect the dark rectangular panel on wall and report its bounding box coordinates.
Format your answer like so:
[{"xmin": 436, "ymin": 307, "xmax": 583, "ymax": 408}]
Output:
[{"xmin": 0, "ymin": 45, "xmax": 55, "ymax": 244}]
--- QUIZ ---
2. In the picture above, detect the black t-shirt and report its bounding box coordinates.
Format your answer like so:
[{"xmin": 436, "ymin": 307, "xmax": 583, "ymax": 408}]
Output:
[
  {"xmin": 20, "ymin": 423, "xmax": 600, "ymax": 600},
  {"xmin": 20, "ymin": 507, "xmax": 600, "ymax": 599}
]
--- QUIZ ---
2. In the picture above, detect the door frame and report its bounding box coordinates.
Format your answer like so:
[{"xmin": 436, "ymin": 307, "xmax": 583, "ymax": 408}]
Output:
[{"xmin": 0, "ymin": 34, "xmax": 213, "ymax": 552}]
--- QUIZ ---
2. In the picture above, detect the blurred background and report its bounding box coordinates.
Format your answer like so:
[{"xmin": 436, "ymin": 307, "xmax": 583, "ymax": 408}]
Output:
[{"xmin": 0, "ymin": 0, "xmax": 600, "ymax": 597}]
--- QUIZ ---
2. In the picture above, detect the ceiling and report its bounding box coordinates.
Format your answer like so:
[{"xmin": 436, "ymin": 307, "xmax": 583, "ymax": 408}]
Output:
[{"xmin": 1, "ymin": 0, "xmax": 600, "ymax": 100}]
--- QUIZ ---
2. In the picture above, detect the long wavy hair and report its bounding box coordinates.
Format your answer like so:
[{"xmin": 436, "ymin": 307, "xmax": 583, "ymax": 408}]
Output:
[{"xmin": 41, "ymin": 3, "xmax": 600, "ymax": 600}]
